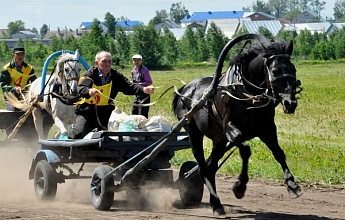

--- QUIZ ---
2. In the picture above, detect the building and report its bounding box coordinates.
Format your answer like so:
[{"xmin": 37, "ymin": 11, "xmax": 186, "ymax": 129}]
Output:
[
  {"xmin": 241, "ymin": 20, "xmax": 283, "ymax": 36},
  {"xmin": 11, "ymin": 30, "xmax": 39, "ymax": 39},
  {"xmin": 291, "ymin": 11, "xmax": 327, "ymax": 24},
  {"xmin": 180, "ymin": 11, "xmax": 248, "ymax": 28},
  {"xmin": 42, "ymin": 28, "xmax": 82, "ymax": 40},
  {"xmin": 205, "ymin": 18, "xmax": 251, "ymax": 39},
  {"xmin": 283, "ymin": 22, "xmax": 332, "ymax": 34}
]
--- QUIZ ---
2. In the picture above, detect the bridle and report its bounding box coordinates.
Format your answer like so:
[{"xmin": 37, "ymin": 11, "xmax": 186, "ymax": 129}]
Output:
[
  {"xmin": 61, "ymin": 59, "xmax": 80, "ymax": 90},
  {"xmin": 51, "ymin": 58, "xmax": 81, "ymax": 105},
  {"xmin": 218, "ymin": 53, "xmax": 297, "ymax": 108}
]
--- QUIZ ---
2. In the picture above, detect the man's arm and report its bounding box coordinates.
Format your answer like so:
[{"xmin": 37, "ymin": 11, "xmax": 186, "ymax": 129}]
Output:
[{"xmin": 0, "ymin": 68, "xmax": 15, "ymax": 94}]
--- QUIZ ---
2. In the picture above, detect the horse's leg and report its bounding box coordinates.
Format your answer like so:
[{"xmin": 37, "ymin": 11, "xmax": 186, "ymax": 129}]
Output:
[
  {"xmin": 232, "ymin": 142, "xmax": 251, "ymax": 199},
  {"xmin": 205, "ymin": 141, "xmax": 228, "ymax": 216},
  {"xmin": 224, "ymin": 120, "xmax": 250, "ymax": 199},
  {"xmin": 260, "ymin": 132, "xmax": 303, "ymax": 198},
  {"xmin": 54, "ymin": 116, "xmax": 67, "ymax": 136},
  {"xmin": 187, "ymin": 122, "xmax": 226, "ymax": 216},
  {"xmin": 32, "ymin": 108, "xmax": 46, "ymax": 140}
]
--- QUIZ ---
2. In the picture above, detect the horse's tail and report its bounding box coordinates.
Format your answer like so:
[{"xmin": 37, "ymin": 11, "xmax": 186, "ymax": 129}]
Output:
[
  {"xmin": 172, "ymin": 84, "xmax": 186, "ymax": 116},
  {"xmin": 5, "ymin": 92, "xmax": 30, "ymax": 111}
]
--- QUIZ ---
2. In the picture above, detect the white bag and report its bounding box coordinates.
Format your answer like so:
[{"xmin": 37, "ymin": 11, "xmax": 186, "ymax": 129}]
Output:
[
  {"xmin": 143, "ymin": 115, "xmax": 172, "ymax": 132},
  {"xmin": 108, "ymin": 107, "xmax": 148, "ymax": 131}
]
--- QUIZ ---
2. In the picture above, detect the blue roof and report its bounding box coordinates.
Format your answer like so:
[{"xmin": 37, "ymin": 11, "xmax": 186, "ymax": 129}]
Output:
[
  {"xmin": 181, "ymin": 11, "xmax": 247, "ymax": 22},
  {"xmin": 80, "ymin": 21, "xmax": 140, "ymax": 29},
  {"xmin": 115, "ymin": 21, "xmax": 141, "ymax": 27}
]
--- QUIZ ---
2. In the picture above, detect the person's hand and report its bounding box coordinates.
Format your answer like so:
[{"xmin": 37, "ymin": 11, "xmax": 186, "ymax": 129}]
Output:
[
  {"xmin": 143, "ymin": 86, "xmax": 154, "ymax": 94},
  {"xmin": 15, "ymin": 87, "xmax": 21, "ymax": 94},
  {"xmin": 89, "ymin": 88, "xmax": 99, "ymax": 97}
]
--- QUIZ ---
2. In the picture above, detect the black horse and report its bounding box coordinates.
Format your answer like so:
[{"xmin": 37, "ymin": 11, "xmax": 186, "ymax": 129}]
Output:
[{"xmin": 172, "ymin": 34, "xmax": 303, "ymax": 216}]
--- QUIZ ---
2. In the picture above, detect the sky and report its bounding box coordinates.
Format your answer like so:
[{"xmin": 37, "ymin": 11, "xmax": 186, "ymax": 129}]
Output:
[{"xmin": 0, "ymin": 0, "xmax": 337, "ymax": 30}]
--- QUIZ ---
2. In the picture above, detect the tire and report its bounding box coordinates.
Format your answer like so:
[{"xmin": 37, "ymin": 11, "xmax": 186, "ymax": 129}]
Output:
[
  {"xmin": 34, "ymin": 160, "xmax": 57, "ymax": 201},
  {"xmin": 178, "ymin": 161, "xmax": 204, "ymax": 206},
  {"xmin": 91, "ymin": 165, "xmax": 114, "ymax": 211}
]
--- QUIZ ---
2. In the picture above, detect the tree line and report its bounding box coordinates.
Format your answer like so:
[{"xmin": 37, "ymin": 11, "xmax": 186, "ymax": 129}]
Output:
[{"xmin": 1, "ymin": 20, "xmax": 345, "ymax": 68}]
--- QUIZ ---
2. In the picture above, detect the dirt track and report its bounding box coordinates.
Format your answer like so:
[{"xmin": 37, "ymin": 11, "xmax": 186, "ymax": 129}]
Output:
[{"xmin": 0, "ymin": 147, "xmax": 344, "ymax": 220}]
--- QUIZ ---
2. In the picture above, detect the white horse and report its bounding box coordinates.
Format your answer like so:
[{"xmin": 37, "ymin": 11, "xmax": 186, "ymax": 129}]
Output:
[{"xmin": 6, "ymin": 50, "xmax": 81, "ymax": 140}]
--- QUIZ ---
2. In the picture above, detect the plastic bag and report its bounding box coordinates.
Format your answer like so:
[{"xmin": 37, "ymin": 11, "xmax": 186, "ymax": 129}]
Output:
[{"xmin": 118, "ymin": 119, "xmax": 138, "ymax": 132}]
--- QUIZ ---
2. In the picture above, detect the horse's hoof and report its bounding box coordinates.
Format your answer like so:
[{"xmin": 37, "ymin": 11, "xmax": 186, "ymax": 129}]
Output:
[
  {"xmin": 288, "ymin": 184, "xmax": 303, "ymax": 199},
  {"xmin": 213, "ymin": 206, "xmax": 226, "ymax": 217},
  {"xmin": 287, "ymin": 181, "xmax": 303, "ymax": 198},
  {"xmin": 232, "ymin": 182, "xmax": 246, "ymax": 199}
]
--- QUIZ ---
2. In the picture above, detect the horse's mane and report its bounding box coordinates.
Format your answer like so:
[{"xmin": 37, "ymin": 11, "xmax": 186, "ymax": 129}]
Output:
[
  {"xmin": 230, "ymin": 38, "xmax": 289, "ymax": 66},
  {"xmin": 53, "ymin": 53, "xmax": 75, "ymax": 76},
  {"xmin": 58, "ymin": 53, "xmax": 75, "ymax": 63}
]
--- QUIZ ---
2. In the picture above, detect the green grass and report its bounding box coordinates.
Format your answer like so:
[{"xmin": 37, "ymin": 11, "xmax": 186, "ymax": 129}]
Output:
[{"xmin": 1, "ymin": 63, "xmax": 344, "ymax": 187}]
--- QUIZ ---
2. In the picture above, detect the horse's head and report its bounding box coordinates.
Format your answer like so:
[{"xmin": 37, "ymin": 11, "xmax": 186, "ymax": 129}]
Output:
[
  {"xmin": 263, "ymin": 40, "xmax": 299, "ymax": 114},
  {"xmin": 56, "ymin": 49, "xmax": 81, "ymax": 98},
  {"xmin": 227, "ymin": 39, "xmax": 300, "ymax": 114}
]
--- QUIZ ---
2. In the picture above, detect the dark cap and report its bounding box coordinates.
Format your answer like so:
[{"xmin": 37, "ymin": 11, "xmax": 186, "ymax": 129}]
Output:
[{"xmin": 13, "ymin": 47, "xmax": 25, "ymax": 54}]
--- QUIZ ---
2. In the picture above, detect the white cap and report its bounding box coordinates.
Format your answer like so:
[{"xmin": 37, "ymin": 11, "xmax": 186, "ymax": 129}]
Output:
[{"xmin": 132, "ymin": 54, "xmax": 142, "ymax": 59}]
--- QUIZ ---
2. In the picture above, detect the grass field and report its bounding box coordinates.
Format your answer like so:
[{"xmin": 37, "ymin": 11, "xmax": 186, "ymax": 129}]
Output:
[{"xmin": 1, "ymin": 62, "xmax": 344, "ymax": 187}]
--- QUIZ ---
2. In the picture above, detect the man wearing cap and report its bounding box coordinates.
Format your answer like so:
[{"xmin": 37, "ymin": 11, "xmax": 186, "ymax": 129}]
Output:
[
  {"xmin": 0, "ymin": 46, "xmax": 36, "ymax": 110},
  {"xmin": 65, "ymin": 51, "xmax": 154, "ymax": 139},
  {"xmin": 131, "ymin": 54, "xmax": 153, "ymax": 118}
]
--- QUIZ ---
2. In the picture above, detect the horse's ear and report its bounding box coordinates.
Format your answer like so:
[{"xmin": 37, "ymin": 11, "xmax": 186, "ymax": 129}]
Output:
[
  {"xmin": 286, "ymin": 40, "xmax": 294, "ymax": 55},
  {"xmin": 75, "ymin": 49, "xmax": 80, "ymax": 60}
]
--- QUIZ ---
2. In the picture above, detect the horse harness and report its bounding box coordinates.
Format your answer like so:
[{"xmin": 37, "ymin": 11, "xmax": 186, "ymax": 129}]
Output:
[{"xmin": 208, "ymin": 53, "xmax": 297, "ymax": 128}]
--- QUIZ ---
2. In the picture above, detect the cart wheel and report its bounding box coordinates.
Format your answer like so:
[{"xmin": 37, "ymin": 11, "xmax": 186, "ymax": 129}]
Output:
[
  {"xmin": 34, "ymin": 160, "xmax": 57, "ymax": 201},
  {"xmin": 178, "ymin": 161, "xmax": 204, "ymax": 207},
  {"xmin": 91, "ymin": 165, "xmax": 114, "ymax": 211}
]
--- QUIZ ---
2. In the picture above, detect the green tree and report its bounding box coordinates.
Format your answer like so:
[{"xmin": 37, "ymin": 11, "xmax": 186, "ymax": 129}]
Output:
[
  {"xmin": 107, "ymin": 37, "xmax": 119, "ymax": 66},
  {"xmin": 64, "ymin": 35, "xmax": 79, "ymax": 51},
  {"xmin": 87, "ymin": 18, "xmax": 107, "ymax": 61},
  {"xmin": 161, "ymin": 26, "xmax": 178, "ymax": 64},
  {"xmin": 206, "ymin": 22, "xmax": 228, "ymax": 61},
  {"xmin": 284, "ymin": 9, "xmax": 302, "ymax": 20},
  {"xmin": 179, "ymin": 26, "xmax": 198, "ymax": 62},
  {"xmin": 32, "ymin": 27, "xmax": 38, "ymax": 34},
  {"xmin": 328, "ymin": 26, "xmax": 345, "ymax": 59},
  {"xmin": 334, "ymin": 0, "xmax": 345, "ymax": 20},
  {"xmin": 311, "ymin": 38, "xmax": 334, "ymax": 60},
  {"xmin": 7, "ymin": 20, "xmax": 25, "ymax": 36},
  {"xmin": 288, "ymin": 0, "xmax": 300, "ymax": 11},
  {"xmin": 0, "ymin": 41, "xmax": 11, "ymax": 62},
  {"xmin": 23, "ymin": 38, "xmax": 35, "ymax": 63},
  {"xmin": 252, "ymin": 0, "xmax": 272, "ymax": 15},
  {"xmin": 269, "ymin": 0, "xmax": 289, "ymax": 18},
  {"xmin": 50, "ymin": 36, "xmax": 64, "ymax": 52},
  {"xmin": 310, "ymin": 0, "xmax": 326, "ymax": 18},
  {"xmin": 14, "ymin": 38, "xmax": 24, "ymax": 48},
  {"xmin": 115, "ymin": 26, "xmax": 131, "ymax": 66},
  {"xmin": 104, "ymin": 12, "xmax": 116, "ymax": 38},
  {"xmin": 131, "ymin": 23, "xmax": 163, "ymax": 66},
  {"xmin": 299, "ymin": 0, "xmax": 311, "ymax": 11},
  {"xmin": 150, "ymin": 9, "xmax": 169, "ymax": 25},
  {"xmin": 294, "ymin": 29, "xmax": 314, "ymax": 59},
  {"xmin": 32, "ymin": 42, "xmax": 47, "ymax": 66},
  {"xmin": 170, "ymin": 2, "xmax": 189, "ymax": 24},
  {"xmin": 276, "ymin": 30, "xmax": 298, "ymax": 42},
  {"xmin": 258, "ymin": 26, "xmax": 274, "ymax": 39},
  {"xmin": 40, "ymin": 24, "xmax": 49, "ymax": 38},
  {"xmin": 195, "ymin": 28, "xmax": 209, "ymax": 62},
  {"xmin": 242, "ymin": 6, "xmax": 251, "ymax": 12}
]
